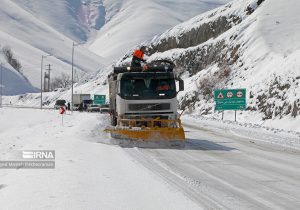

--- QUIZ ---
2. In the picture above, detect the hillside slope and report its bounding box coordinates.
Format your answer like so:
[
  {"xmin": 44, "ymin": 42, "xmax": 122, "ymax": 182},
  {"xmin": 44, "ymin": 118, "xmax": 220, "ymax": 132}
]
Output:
[
  {"xmin": 117, "ymin": 0, "xmax": 300, "ymax": 131},
  {"xmin": 3, "ymin": 0, "xmax": 299, "ymax": 132},
  {"xmin": 10, "ymin": 0, "xmax": 231, "ymax": 63},
  {"xmin": 0, "ymin": 59, "xmax": 37, "ymax": 95},
  {"xmin": 0, "ymin": 0, "xmax": 105, "ymax": 89},
  {"xmin": 87, "ymin": 0, "xmax": 232, "ymax": 61},
  {"xmin": 11, "ymin": 0, "xmax": 96, "ymax": 42},
  {"xmin": 0, "ymin": 0, "xmax": 231, "ymax": 92}
]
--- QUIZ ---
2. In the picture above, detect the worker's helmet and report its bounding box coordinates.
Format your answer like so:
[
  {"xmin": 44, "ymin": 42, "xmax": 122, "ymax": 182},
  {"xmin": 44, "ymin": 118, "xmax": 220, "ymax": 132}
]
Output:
[{"xmin": 140, "ymin": 46, "xmax": 147, "ymax": 53}]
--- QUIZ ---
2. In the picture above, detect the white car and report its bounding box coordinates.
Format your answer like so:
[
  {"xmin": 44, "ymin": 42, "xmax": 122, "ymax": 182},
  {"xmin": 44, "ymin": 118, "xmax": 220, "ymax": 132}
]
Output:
[
  {"xmin": 87, "ymin": 104, "xmax": 100, "ymax": 112},
  {"xmin": 100, "ymin": 104, "xmax": 110, "ymax": 113}
]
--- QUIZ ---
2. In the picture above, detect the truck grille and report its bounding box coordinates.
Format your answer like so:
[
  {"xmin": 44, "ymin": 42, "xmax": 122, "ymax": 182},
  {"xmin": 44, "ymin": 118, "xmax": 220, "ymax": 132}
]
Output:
[{"xmin": 128, "ymin": 103, "xmax": 171, "ymax": 111}]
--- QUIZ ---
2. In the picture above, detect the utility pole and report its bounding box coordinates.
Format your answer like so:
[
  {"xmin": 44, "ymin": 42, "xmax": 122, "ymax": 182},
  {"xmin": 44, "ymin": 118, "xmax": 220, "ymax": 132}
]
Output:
[
  {"xmin": 41, "ymin": 56, "xmax": 45, "ymax": 109},
  {"xmin": 71, "ymin": 42, "xmax": 82, "ymax": 112},
  {"xmin": 40, "ymin": 54, "xmax": 52, "ymax": 109},
  {"xmin": 48, "ymin": 64, "xmax": 51, "ymax": 91},
  {"xmin": 44, "ymin": 72, "xmax": 47, "ymax": 92},
  {"xmin": 44, "ymin": 64, "xmax": 52, "ymax": 92},
  {"xmin": 0, "ymin": 63, "xmax": 3, "ymax": 108},
  {"xmin": 71, "ymin": 42, "xmax": 74, "ymax": 112}
]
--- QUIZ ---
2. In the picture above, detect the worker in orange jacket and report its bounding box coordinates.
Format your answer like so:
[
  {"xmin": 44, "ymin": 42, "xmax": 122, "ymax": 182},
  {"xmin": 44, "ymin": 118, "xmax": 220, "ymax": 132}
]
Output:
[{"xmin": 131, "ymin": 46, "xmax": 147, "ymax": 67}]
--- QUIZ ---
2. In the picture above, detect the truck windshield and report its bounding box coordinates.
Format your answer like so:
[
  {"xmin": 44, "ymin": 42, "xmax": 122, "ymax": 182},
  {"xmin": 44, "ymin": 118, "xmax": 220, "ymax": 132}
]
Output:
[{"xmin": 120, "ymin": 74, "xmax": 176, "ymax": 100}]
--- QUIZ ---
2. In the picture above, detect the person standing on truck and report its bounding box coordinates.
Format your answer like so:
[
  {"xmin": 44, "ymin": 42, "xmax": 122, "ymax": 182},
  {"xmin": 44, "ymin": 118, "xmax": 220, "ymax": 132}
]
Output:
[{"xmin": 131, "ymin": 46, "xmax": 147, "ymax": 67}]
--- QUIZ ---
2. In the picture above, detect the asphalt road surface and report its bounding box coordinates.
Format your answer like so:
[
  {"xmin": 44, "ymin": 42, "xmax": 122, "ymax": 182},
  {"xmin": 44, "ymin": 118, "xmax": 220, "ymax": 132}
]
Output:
[{"xmin": 126, "ymin": 123, "xmax": 300, "ymax": 210}]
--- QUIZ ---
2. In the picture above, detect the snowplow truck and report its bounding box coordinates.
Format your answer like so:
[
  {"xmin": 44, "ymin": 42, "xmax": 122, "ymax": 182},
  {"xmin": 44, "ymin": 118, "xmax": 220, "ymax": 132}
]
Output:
[{"xmin": 106, "ymin": 61, "xmax": 185, "ymax": 148}]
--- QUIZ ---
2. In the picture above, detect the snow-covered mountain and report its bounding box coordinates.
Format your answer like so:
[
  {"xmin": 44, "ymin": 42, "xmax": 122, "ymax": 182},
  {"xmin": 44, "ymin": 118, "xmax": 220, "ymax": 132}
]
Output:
[
  {"xmin": 3, "ymin": 0, "xmax": 299, "ymax": 131},
  {"xmin": 87, "ymin": 0, "xmax": 232, "ymax": 62},
  {"xmin": 11, "ymin": 0, "xmax": 94, "ymax": 42},
  {"xmin": 0, "ymin": 0, "xmax": 106, "ymax": 91},
  {"xmin": 11, "ymin": 0, "xmax": 231, "ymax": 62},
  {"xmin": 0, "ymin": 0, "xmax": 231, "ymax": 94},
  {"xmin": 116, "ymin": 0, "xmax": 300, "ymax": 131}
]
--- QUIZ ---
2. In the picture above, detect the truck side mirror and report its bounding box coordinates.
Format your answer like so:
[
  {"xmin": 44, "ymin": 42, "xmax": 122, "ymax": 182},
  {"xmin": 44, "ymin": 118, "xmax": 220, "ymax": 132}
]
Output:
[{"xmin": 179, "ymin": 79, "xmax": 184, "ymax": 91}]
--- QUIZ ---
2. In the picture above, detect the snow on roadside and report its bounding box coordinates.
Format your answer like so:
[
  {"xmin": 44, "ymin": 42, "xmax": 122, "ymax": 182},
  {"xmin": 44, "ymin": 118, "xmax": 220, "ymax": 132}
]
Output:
[
  {"xmin": 182, "ymin": 115, "xmax": 300, "ymax": 151},
  {"xmin": 0, "ymin": 108, "xmax": 200, "ymax": 210}
]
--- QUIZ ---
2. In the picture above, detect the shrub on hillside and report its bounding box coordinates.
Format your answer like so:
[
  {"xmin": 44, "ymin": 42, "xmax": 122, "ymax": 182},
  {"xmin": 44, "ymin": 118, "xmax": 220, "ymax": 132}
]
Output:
[
  {"xmin": 2, "ymin": 46, "xmax": 22, "ymax": 72},
  {"xmin": 197, "ymin": 65, "xmax": 232, "ymax": 99}
]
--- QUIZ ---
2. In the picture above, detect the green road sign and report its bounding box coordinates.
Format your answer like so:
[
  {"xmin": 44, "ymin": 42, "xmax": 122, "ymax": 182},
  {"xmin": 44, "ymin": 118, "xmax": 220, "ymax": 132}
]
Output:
[
  {"xmin": 94, "ymin": 95, "xmax": 106, "ymax": 105},
  {"xmin": 214, "ymin": 89, "xmax": 246, "ymax": 111}
]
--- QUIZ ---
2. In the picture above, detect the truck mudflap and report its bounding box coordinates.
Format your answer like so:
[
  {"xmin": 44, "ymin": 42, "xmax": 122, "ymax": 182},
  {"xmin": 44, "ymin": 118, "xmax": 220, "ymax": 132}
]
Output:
[{"xmin": 104, "ymin": 119, "xmax": 186, "ymax": 148}]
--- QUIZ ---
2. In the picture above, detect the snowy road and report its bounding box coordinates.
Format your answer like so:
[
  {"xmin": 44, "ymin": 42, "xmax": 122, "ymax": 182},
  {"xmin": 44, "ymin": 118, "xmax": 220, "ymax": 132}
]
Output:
[
  {"xmin": 128, "ymin": 123, "xmax": 300, "ymax": 210},
  {"xmin": 0, "ymin": 108, "xmax": 299, "ymax": 209}
]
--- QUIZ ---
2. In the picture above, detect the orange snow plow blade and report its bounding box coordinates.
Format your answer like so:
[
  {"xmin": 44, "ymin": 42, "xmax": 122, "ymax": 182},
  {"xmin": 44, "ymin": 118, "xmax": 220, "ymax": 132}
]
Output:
[
  {"xmin": 105, "ymin": 119, "xmax": 185, "ymax": 148},
  {"xmin": 109, "ymin": 127, "xmax": 185, "ymax": 141}
]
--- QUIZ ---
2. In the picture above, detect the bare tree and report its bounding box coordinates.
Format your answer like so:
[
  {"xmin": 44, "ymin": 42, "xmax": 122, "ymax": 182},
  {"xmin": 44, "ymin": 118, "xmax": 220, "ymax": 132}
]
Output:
[{"xmin": 51, "ymin": 73, "xmax": 72, "ymax": 90}]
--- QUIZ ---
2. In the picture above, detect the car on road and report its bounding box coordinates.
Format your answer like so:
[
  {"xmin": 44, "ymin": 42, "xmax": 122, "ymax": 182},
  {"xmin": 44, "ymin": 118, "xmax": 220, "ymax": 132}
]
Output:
[
  {"xmin": 73, "ymin": 104, "xmax": 79, "ymax": 111},
  {"xmin": 54, "ymin": 100, "xmax": 66, "ymax": 109},
  {"xmin": 100, "ymin": 104, "xmax": 110, "ymax": 113},
  {"xmin": 87, "ymin": 104, "xmax": 100, "ymax": 112}
]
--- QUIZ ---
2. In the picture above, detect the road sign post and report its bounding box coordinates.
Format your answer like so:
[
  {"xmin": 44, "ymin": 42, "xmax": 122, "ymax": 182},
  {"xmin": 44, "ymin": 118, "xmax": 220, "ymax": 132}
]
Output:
[
  {"xmin": 214, "ymin": 89, "xmax": 246, "ymax": 121},
  {"xmin": 59, "ymin": 106, "xmax": 66, "ymax": 126}
]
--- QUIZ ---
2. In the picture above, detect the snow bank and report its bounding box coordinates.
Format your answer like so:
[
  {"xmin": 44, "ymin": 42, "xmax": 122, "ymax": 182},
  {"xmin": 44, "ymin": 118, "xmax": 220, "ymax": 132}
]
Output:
[
  {"xmin": 0, "ymin": 108, "xmax": 200, "ymax": 210},
  {"xmin": 183, "ymin": 115, "xmax": 300, "ymax": 150}
]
